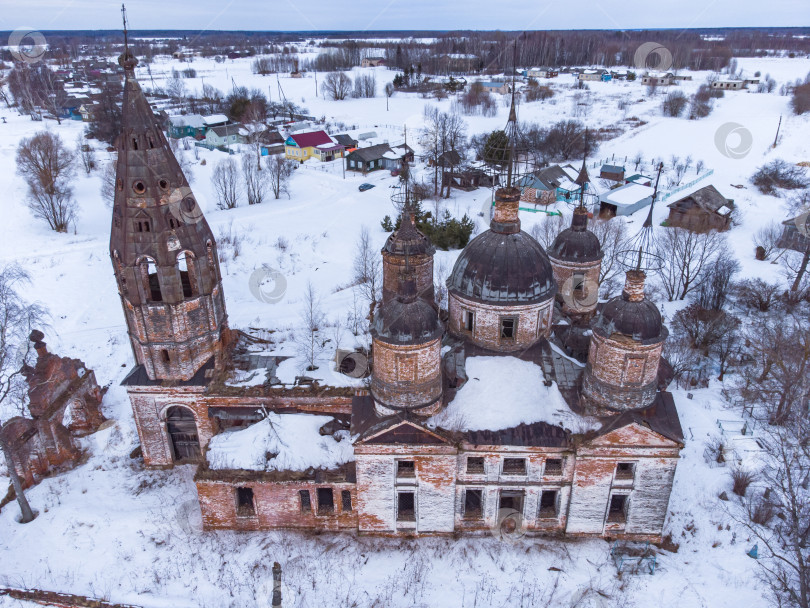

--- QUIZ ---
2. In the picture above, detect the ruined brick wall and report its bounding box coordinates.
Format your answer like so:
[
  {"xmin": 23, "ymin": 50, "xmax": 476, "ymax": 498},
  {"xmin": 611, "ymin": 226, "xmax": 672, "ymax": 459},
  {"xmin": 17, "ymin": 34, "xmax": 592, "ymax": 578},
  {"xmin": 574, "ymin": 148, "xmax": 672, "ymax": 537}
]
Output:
[
  {"xmin": 124, "ymin": 286, "xmax": 226, "ymax": 382},
  {"xmin": 370, "ymin": 337, "xmax": 442, "ymax": 412},
  {"xmin": 582, "ymin": 332, "xmax": 664, "ymax": 412},
  {"xmin": 454, "ymin": 448, "xmax": 573, "ymax": 534},
  {"xmin": 519, "ymin": 188, "xmax": 555, "ymax": 205},
  {"xmin": 566, "ymin": 428, "xmax": 680, "ymax": 541},
  {"xmin": 354, "ymin": 445, "xmax": 457, "ymax": 534},
  {"xmin": 196, "ymin": 478, "xmax": 357, "ymax": 531},
  {"xmin": 448, "ymin": 293, "xmax": 553, "ymax": 352},
  {"xmin": 548, "ymin": 257, "xmax": 601, "ymax": 319},
  {"xmin": 128, "ymin": 386, "xmax": 353, "ymax": 468},
  {"xmin": 382, "ymin": 252, "xmax": 434, "ymax": 305}
]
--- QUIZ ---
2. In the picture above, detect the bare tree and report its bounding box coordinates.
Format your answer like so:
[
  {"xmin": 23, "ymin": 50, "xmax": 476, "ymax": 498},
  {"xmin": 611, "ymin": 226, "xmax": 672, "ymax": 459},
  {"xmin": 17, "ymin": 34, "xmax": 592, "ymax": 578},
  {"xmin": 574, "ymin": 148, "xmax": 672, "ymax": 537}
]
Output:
[
  {"xmin": 590, "ymin": 218, "xmax": 631, "ymax": 298},
  {"xmin": 322, "ymin": 72, "xmax": 352, "ymax": 101},
  {"xmin": 168, "ymin": 137, "xmax": 195, "ymax": 184},
  {"xmin": 420, "ymin": 105, "xmax": 467, "ymax": 198},
  {"xmin": 353, "ymin": 73, "xmax": 376, "ymax": 98},
  {"xmin": 296, "ymin": 281, "xmax": 326, "ymax": 371},
  {"xmin": 100, "ymin": 161, "xmax": 116, "ymax": 208},
  {"xmin": 16, "ymin": 131, "xmax": 76, "ymax": 232},
  {"xmin": 265, "ymin": 155, "xmax": 295, "ymax": 200},
  {"xmin": 0, "ymin": 265, "xmax": 48, "ymax": 524},
  {"xmin": 655, "ymin": 227, "xmax": 726, "ymax": 301},
  {"xmin": 240, "ymin": 102, "xmax": 267, "ymax": 171},
  {"xmin": 211, "ymin": 158, "xmax": 241, "ymax": 210},
  {"xmin": 754, "ymin": 221, "xmax": 783, "ymax": 260},
  {"xmin": 662, "ymin": 335, "xmax": 701, "ymax": 388},
  {"xmin": 76, "ymin": 134, "xmax": 95, "ymax": 174},
  {"xmin": 384, "ymin": 82, "xmax": 394, "ymax": 111},
  {"xmin": 353, "ymin": 226, "xmax": 382, "ymax": 320},
  {"xmin": 241, "ymin": 153, "xmax": 268, "ymax": 206},
  {"xmin": 529, "ymin": 214, "xmax": 566, "ymax": 249}
]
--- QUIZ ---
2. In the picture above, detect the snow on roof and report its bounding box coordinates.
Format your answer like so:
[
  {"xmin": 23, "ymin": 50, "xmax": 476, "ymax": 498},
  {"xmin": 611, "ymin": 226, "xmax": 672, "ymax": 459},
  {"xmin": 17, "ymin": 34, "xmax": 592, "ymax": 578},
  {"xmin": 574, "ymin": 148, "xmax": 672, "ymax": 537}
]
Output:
[
  {"xmin": 718, "ymin": 205, "xmax": 732, "ymax": 216},
  {"xmin": 428, "ymin": 356, "xmax": 592, "ymax": 433},
  {"xmin": 382, "ymin": 150, "xmax": 400, "ymax": 159},
  {"xmin": 207, "ymin": 412, "xmax": 354, "ymax": 472},
  {"xmin": 203, "ymin": 114, "xmax": 229, "ymax": 126},
  {"xmin": 169, "ymin": 114, "xmax": 205, "ymax": 128},
  {"xmin": 603, "ymin": 183, "xmax": 655, "ymax": 207}
]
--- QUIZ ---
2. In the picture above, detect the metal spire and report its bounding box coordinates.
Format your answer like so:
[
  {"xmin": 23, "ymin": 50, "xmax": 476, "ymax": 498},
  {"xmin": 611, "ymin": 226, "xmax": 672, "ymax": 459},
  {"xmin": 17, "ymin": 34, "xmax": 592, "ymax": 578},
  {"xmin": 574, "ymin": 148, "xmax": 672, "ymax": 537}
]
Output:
[
  {"xmin": 121, "ymin": 4, "xmax": 129, "ymax": 52},
  {"xmin": 622, "ymin": 161, "xmax": 664, "ymax": 272}
]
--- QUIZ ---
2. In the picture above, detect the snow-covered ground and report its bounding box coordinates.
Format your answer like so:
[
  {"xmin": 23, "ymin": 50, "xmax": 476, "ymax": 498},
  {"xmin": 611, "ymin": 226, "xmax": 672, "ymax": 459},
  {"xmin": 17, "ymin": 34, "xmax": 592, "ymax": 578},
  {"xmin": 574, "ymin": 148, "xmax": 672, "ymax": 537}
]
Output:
[{"xmin": 0, "ymin": 51, "xmax": 809, "ymax": 606}]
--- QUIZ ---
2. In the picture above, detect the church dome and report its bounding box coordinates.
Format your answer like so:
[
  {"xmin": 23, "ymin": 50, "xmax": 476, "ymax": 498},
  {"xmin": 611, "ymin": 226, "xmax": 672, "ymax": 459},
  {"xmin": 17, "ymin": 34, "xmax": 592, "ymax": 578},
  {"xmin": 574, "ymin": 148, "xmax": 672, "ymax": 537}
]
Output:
[
  {"xmin": 373, "ymin": 297, "xmax": 443, "ymax": 345},
  {"xmin": 549, "ymin": 207, "xmax": 603, "ymax": 263},
  {"xmin": 448, "ymin": 230, "xmax": 556, "ymax": 304},
  {"xmin": 592, "ymin": 271, "xmax": 666, "ymax": 342}
]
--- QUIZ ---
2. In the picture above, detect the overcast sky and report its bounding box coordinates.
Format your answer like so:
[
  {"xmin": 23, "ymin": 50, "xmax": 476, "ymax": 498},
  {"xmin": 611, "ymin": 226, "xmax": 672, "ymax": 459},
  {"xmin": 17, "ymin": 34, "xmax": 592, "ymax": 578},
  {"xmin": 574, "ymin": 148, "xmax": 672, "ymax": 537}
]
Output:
[{"xmin": 2, "ymin": 0, "xmax": 808, "ymax": 32}]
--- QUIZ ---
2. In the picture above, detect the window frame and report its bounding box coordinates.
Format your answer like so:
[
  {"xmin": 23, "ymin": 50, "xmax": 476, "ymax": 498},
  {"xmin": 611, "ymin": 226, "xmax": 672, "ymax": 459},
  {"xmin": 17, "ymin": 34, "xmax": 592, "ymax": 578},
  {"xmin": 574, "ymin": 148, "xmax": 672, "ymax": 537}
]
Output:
[
  {"xmin": 396, "ymin": 491, "xmax": 416, "ymax": 522},
  {"xmin": 235, "ymin": 486, "xmax": 256, "ymax": 518},
  {"xmin": 499, "ymin": 316, "xmax": 518, "ymax": 341},
  {"xmin": 538, "ymin": 489, "xmax": 559, "ymax": 519},
  {"xmin": 463, "ymin": 488, "xmax": 484, "ymax": 519},
  {"xmin": 502, "ymin": 457, "xmax": 527, "ymax": 476},
  {"xmin": 299, "ymin": 489, "xmax": 312, "ymax": 513},
  {"xmin": 466, "ymin": 456, "xmax": 485, "ymax": 475}
]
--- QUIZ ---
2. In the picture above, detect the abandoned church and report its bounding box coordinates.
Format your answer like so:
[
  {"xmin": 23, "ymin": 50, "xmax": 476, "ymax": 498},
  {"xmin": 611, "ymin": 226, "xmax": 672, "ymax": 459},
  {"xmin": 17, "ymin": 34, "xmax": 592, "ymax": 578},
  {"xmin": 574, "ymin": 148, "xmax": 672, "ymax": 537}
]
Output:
[{"xmin": 106, "ymin": 48, "xmax": 683, "ymax": 542}]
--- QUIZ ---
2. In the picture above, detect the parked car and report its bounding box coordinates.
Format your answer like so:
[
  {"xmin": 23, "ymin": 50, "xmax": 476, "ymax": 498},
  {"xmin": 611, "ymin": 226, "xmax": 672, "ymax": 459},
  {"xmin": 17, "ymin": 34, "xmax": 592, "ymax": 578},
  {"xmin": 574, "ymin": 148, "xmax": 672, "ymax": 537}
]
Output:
[{"xmin": 358, "ymin": 183, "xmax": 375, "ymax": 192}]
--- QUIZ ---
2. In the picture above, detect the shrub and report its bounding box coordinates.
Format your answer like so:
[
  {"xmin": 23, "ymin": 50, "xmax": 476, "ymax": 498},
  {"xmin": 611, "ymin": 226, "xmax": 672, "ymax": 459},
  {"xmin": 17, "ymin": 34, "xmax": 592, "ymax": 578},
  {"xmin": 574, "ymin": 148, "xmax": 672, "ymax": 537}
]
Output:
[
  {"xmin": 792, "ymin": 82, "xmax": 810, "ymax": 115},
  {"xmin": 662, "ymin": 90, "xmax": 688, "ymax": 117},
  {"xmin": 731, "ymin": 467, "xmax": 756, "ymax": 497},
  {"xmin": 752, "ymin": 160, "xmax": 809, "ymax": 195}
]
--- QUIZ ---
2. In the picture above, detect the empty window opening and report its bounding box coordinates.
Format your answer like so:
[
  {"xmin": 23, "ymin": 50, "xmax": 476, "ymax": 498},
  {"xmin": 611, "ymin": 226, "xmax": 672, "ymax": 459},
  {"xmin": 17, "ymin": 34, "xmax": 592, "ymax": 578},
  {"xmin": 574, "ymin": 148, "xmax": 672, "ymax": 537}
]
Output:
[
  {"xmin": 148, "ymin": 135, "xmax": 156, "ymax": 149},
  {"xmin": 236, "ymin": 487, "xmax": 256, "ymax": 517},
  {"xmin": 463, "ymin": 489, "xmax": 483, "ymax": 519},
  {"xmin": 133, "ymin": 181, "xmax": 146, "ymax": 194},
  {"xmin": 132, "ymin": 137, "xmax": 139, "ymax": 150},
  {"xmin": 615, "ymin": 462, "xmax": 635, "ymax": 480},
  {"xmin": 463, "ymin": 309, "xmax": 474, "ymax": 332},
  {"xmin": 608, "ymin": 494, "xmax": 628, "ymax": 522},
  {"xmin": 499, "ymin": 490, "xmax": 524, "ymax": 514},
  {"xmin": 299, "ymin": 490, "xmax": 311, "ymax": 513},
  {"xmin": 316, "ymin": 488, "xmax": 334, "ymax": 515},
  {"xmin": 341, "ymin": 490, "xmax": 352, "ymax": 512},
  {"xmin": 545, "ymin": 458, "xmax": 563, "ymax": 476},
  {"xmin": 397, "ymin": 460, "xmax": 416, "ymax": 478},
  {"xmin": 500, "ymin": 317, "xmax": 516, "ymax": 340},
  {"xmin": 466, "ymin": 457, "xmax": 485, "ymax": 474},
  {"xmin": 397, "ymin": 492, "xmax": 415, "ymax": 522},
  {"xmin": 136, "ymin": 219, "xmax": 152, "ymax": 233},
  {"xmin": 159, "ymin": 178, "xmax": 169, "ymax": 190},
  {"xmin": 177, "ymin": 252, "xmax": 196, "ymax": 298},
  {"xmin": 160, "ymin": 349, "xmax": 170, "ymax": 363},
  {"xmin": 141, "ymin": 258, "xmax": 162, "ymax": 302},
  {"xmin": 539, "ymin": 490, "xmax": 558, "ymax": 518},
  {"xmin": 503, "ymin": 458, "xmax": 527, "ymax": 475}
]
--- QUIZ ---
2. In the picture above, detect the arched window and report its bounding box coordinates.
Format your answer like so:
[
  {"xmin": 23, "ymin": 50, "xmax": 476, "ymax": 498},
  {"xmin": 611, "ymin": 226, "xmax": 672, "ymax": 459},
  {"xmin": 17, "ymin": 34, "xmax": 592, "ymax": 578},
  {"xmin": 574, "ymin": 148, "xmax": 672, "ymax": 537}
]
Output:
[
  {"xmin": 176, "ymin": 251, "xmax": 197, "ymax": 298},
  {"xmin": 139, "ymin": 257, "xmax": 162, "ymax": 302}
]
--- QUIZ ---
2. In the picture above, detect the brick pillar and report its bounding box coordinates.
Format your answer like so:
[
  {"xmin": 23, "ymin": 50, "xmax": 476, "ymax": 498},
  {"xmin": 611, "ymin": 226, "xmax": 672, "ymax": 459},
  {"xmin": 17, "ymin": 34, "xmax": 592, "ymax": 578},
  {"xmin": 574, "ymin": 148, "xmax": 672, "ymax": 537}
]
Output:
[
  {"xmin": 491, "ymin": 187, "xmax": 521, "ymax": 234},
  {"xmin": 623, "ymin": 270, "xmax": 646, "ymax": 302}
]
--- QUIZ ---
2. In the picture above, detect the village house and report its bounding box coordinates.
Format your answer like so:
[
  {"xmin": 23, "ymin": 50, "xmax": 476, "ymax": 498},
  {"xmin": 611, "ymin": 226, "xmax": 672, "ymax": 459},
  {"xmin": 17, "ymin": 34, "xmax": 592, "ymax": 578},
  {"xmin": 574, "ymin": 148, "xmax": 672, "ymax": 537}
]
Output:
[
  {"xmin": 777, "ymin": 216, "xmax": 810, "ymax": 253},
  {"xmin": 527, "ymin": 67, "xmax": 558, "ymax": 78},
  {"xmin": 477, "ymin": 81, "xmax": 511, "ymax": 95},
  {"xmin": 442, "ymin": 167, "xmax": 498, "ymax": 192},
  {"xmin": 519, "ymin": 164, "xmax": 582, "ymax": 205},
  {"xmin": 105, "ymin": 49, "xmax": 684, "ymax": 544},
  {"xmin": 333, "ymin": 133, "xmax": 358, "ymax": 150},
  {"xmin": 624, "ymin": 173, "xmax": 653, "ymax": 186},
  {"xmin": 204, "ymin": 124, "xmax": 244, "ymax": 148},
  {"xmin": 168, "ymin": 114, "xmax": 206, "ymax": 139},
  {"xmin": 579, "ymin": 69, "xmax": 611, "ymax": 82},
  {"xmin": 361, "ymin": 57, "xmax": 386, "ymax": 67},
  {"xmin": 345, "ymin": 143, "xmax": 395, "ymax": 173},
  {"xmin": 285, "ymin": 130, "xmax": 344, "ymax": 162},
  {"xmin": 666, "ymin": 185, "xmax": 734, "ymax": 232},
  {"xmin": 641, "ymin": 72, "xmax": 675, "ymax": 86},
  {"xmin": 711, "ymin": 79, "xmax": 746, "ymax": 91}
]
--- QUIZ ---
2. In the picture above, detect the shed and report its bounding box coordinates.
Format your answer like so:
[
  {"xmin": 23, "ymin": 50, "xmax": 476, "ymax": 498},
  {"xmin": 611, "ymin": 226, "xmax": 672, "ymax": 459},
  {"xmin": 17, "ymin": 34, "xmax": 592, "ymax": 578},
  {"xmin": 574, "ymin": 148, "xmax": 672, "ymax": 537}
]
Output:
[
  {"xmin": 599, "ymin": 183, "xmax": 655, "ymax": 218},
  {"xmin": 600, "ymin": 164, "xmax": 626, "ymax": 182},
  {"xmin": 666, "ymin": 185, "xmax": 734, "ymax": 232}
]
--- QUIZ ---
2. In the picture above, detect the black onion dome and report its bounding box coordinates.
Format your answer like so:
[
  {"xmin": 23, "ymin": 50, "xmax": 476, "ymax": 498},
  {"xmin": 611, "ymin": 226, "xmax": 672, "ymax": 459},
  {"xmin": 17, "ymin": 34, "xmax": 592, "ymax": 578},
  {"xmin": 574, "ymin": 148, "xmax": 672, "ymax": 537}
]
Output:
[
  {"xmin": 593, "ymin": 295, "xmax": 667, "ymax": 342},
  {"xmin": 383, "ymin": 215, "xmax": 435, "ymax": 256},
  {"xmin": 549, "ymin": 228, "xmax": 603, "ymax": 263},
  {"xmin": 373, "ymin": 298, "xmax": 443, "ymax": 345},
  {"xmin": 448, "ymin": 230, "xmax": 556, "ymax": 304},
  {"xmin": 549, "ymin": 208, "xmax": 603, "ymax": 263}
]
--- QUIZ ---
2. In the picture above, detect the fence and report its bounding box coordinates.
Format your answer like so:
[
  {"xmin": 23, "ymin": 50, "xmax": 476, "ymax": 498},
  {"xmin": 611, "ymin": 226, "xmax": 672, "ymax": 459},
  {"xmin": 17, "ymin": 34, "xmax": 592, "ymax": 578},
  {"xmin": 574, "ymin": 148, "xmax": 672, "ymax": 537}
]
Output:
[{"xmin": 660, "ymin": 169, "xmax": 714, "ymax": 201}]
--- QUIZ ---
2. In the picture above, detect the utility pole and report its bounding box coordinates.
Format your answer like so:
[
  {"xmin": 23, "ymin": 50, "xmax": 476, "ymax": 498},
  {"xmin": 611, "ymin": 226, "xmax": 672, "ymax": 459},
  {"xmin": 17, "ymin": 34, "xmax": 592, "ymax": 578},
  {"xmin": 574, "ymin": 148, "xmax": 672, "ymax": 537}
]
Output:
[
  {"xmin": 314, "ymin": 70, "xmax": 318, "ymax": 98},
  {"xmin": 773, "ymin": 115, "xmax": 782, "ymax": 148}
]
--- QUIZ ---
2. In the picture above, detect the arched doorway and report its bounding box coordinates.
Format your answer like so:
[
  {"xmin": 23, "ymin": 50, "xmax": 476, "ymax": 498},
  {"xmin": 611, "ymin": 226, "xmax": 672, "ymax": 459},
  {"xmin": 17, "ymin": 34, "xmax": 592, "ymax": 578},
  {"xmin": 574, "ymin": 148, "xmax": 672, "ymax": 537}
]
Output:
[{"xmin": 165, "ymin": 406, "xmax": 201, "ymax": 462}]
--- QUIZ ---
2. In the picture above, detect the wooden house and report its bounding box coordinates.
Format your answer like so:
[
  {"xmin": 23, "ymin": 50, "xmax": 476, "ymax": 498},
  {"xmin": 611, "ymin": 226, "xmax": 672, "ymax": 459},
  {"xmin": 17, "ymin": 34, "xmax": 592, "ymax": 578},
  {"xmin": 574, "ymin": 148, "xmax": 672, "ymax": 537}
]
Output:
[
  {"xmin": 205, "ymin": 124, "xmax": 244, "ymax": 148},
  {"xmin": 666, "ymin": 185, "xmax": 734, "ymax": 233},
  {"xmin": 361, "ymin": 57, "xmax": 386, "ymax": 68},
  {"xmin": 345, "ymin": 143, "xmax": 394, "ymax": 173},
  {"xmin": 519, "ymin": 164, "xmax": 581, "ymax": 205},
  {"xmin": 285, "ymin": 131, "xmax": 342, "ymax": 162},
  {"xmin": 777, "ymin": 217, "xmax": 810, "ymax": 253},
  {"xmin": 168, "ymin": 114, "xmax": 206, "ymax": 139},
  {"xmin": 600, "ymin": 164, "xmax": 625, "ymax": 182}
]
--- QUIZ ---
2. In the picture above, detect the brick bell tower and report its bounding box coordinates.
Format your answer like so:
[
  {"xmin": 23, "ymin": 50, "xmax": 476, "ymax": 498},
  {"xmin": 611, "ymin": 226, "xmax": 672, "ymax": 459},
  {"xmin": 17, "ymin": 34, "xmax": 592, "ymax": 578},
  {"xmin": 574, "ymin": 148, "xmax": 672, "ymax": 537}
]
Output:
[{"xmin": 110, "ymin": 43, "xmax": 228, "ymax": 382}]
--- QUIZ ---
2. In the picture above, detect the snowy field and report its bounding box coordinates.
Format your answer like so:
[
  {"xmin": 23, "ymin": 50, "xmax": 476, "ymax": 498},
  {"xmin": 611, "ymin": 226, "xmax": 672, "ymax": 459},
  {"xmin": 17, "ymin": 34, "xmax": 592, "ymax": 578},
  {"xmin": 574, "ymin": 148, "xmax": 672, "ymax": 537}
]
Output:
[{"xmin": 0, "ymin": 50, "xmax": 809, "ymax": 606}]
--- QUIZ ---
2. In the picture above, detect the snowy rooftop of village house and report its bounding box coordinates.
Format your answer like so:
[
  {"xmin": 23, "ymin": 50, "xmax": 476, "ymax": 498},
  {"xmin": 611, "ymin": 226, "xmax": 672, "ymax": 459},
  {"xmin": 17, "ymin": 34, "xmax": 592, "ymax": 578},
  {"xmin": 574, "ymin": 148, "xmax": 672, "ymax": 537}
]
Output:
[
  {"xmin": 206, "ymin": 412, "xmax": 354, "ymax": 472},
  {"xmin": 428, "ymin": 356, "xmax": 599, "ymax": 433},
  {"xmin": 602, "ymin": 183, "xmax": 655, "ymax": 207}
]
